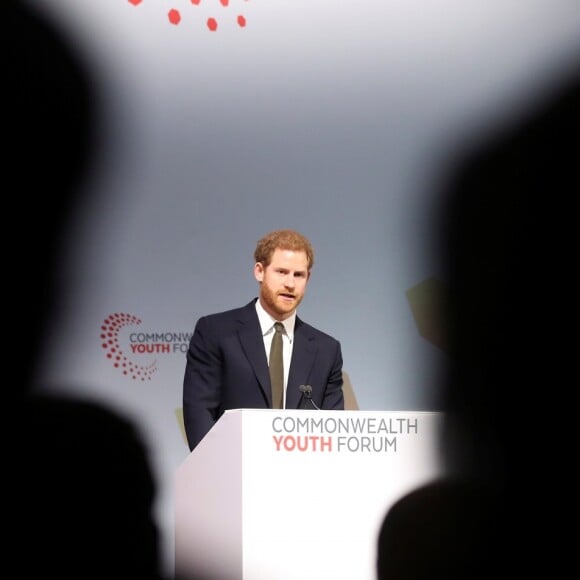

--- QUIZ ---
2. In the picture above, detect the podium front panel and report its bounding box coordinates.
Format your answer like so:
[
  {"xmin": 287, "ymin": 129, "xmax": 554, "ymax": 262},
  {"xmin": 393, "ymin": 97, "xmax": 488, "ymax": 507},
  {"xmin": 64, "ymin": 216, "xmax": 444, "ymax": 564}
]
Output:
[{"xmin": 176, "ymin": 409, "xmax": 444, "ymax": 580}]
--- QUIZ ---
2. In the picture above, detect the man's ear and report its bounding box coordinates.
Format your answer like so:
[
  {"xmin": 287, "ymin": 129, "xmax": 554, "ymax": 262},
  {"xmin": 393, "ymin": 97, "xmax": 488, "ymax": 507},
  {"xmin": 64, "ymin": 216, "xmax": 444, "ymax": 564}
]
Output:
[{"xmin": 254, "ymin": 262, "xmax": 264, "ymax": 282}]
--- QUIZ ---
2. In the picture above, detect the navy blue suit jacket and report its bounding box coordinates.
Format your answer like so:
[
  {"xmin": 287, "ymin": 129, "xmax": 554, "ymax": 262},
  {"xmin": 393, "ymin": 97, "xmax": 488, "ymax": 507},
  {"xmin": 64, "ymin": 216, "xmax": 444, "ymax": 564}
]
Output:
[{"xmin": 183, "ymin": 298, "xmax": 344, "ymax": 450}]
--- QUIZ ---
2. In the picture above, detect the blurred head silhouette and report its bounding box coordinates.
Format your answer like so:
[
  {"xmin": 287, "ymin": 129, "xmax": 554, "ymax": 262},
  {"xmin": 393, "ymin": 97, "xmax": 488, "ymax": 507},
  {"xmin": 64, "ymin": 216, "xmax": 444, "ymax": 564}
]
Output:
[
  {"xmin": 8, "ymin": 0, "xmax": 99, "ymax": 391},
  {"xmin": 11, "ymin": 2, "xmax": 164, "ymax": 577},
  {"xmin": 378, "ymin": 65, "xmax": 580, "ymax": 579},
  {"xmin": 436, "ymin": 68, "xmax": 579, "ymax": 490}
]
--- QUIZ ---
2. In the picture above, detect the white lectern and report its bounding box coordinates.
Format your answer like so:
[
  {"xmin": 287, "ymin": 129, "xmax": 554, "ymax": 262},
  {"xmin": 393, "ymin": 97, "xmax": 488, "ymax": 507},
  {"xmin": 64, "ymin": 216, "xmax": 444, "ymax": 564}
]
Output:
[{"xmin": 175, "ymin": 409, "xmax": 443, "ymax": 580}]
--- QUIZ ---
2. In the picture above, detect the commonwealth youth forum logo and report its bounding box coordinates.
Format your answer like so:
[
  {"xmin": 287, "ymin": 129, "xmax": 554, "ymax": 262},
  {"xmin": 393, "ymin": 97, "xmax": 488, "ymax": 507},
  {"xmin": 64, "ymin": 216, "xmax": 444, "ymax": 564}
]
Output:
[{"xmin": 99, "ymin": 313, "xmax": 191, "ymax": 381}]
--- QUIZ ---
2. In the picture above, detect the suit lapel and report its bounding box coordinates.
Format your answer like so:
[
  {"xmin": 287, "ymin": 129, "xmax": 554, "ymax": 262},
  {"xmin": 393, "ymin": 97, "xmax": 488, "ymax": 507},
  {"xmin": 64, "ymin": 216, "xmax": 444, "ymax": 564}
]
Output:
[
  {"xmin": 286, "ymin": 317, "xmax": 317, "ymax": 408},
  {"xmin": 236, "ymin": 301, "xmax": 271, "ymax": 403}
]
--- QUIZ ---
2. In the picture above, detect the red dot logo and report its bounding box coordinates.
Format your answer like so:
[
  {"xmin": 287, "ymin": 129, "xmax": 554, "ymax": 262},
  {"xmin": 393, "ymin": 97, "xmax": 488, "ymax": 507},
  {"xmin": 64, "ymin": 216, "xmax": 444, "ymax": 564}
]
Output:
[
  {"xmin": 99, "ymin": 313, "xmax": 158, "ymax": 381},
  {"xmin": 168, "ymin": 9, "xmax": 181, "ymax": 25},
  {"xmin": 128, "ymin": 0, "xmax": 250, "ymax": 31}
]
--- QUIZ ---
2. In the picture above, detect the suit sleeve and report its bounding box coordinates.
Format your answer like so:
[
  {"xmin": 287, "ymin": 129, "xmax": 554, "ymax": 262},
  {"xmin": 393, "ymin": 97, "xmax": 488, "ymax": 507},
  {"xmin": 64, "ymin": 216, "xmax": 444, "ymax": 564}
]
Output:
[{"xmin": 182, "ymin": 316, "xmax": 223, "ymax": 451}]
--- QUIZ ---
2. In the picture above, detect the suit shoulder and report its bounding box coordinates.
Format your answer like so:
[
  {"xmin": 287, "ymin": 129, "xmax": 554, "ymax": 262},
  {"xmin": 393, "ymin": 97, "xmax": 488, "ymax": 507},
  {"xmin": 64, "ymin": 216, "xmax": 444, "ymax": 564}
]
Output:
[
  {"xmin": 195, "ymin": 300, "xmax": 256, "ymax": 327},
  {"xmin": 298, "ymin": 319, "xmax": 341, "ymax": 345}
]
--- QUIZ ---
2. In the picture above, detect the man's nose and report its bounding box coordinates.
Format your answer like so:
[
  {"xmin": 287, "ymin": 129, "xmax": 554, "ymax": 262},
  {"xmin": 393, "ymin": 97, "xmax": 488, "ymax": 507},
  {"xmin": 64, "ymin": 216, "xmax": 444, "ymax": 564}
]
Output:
[{"xmin": 284, "ymin": 274, "xmax": 295, "ymax": 287}]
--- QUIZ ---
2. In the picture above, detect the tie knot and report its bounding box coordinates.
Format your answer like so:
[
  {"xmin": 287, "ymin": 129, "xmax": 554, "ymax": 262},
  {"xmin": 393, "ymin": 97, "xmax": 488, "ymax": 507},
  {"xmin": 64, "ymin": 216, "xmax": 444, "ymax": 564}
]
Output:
[{"xmin": 274, "ymin": 322, "xmax": 284, "ymax": 335}]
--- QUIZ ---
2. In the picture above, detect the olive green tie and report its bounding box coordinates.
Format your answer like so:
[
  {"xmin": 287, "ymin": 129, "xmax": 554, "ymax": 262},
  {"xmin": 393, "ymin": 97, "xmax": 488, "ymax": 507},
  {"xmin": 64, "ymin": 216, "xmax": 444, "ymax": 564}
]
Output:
[{"xmin": 269, "ymin": 322, "xmax": 284, "ymax": 409}]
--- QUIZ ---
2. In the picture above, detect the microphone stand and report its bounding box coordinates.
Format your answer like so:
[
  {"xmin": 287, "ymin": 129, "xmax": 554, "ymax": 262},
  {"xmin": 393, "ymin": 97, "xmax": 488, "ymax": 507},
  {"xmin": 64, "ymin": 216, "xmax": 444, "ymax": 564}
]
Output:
[{"xmin": 299, "ymin": 385, "xmax": 321, "ymax": 410}]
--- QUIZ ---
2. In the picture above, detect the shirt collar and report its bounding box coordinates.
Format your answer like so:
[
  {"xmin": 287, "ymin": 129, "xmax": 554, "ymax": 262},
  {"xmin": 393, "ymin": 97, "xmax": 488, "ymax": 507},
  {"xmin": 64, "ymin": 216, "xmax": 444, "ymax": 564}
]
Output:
[{"xmin": 255, "ymin": 298, "xmax": 295, "ymax": 341}]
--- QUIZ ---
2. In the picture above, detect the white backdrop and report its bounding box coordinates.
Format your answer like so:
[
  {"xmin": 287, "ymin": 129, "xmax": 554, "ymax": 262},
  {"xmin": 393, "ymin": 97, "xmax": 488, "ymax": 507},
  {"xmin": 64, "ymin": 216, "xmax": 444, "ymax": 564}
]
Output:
[{"xmin": 30, "ymin": 1, "xmax": 580, "ymax": 576}]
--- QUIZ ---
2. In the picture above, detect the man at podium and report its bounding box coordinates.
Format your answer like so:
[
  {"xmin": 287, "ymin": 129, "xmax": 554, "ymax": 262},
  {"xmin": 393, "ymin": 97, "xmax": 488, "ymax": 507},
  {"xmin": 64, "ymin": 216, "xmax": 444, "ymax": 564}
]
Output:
[{"xmin": 182, "ymin": 229, "xmax": 345, "ymax": 450}]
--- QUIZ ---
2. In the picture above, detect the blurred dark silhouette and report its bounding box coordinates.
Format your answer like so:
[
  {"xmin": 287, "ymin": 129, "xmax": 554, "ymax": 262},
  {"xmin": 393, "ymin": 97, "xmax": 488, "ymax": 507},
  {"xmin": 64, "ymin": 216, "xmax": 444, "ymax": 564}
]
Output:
[
  {"xmin": 20, "ymin": 396, "xmax": 163, "ymax": 578},
  {"xmin": 377, "ymin": 479, "xmax": 497, "ymax": 580},
  {"xmin": 377, "ymin": 65, "xmax": 580, "ymax": 579},
  {"xmin": 9, "ymin": 0, "xmax": 98, "ymax": 389},
  {"xmin": 10, "ymin": 1, "xmax": 164, "ymax": 576}
]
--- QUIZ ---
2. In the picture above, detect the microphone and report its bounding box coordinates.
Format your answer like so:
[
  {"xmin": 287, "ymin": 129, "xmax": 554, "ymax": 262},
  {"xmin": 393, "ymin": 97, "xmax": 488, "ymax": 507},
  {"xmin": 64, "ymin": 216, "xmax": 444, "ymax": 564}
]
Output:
[{"xmin": 298, "ymin": 384, "xmax": 321, "ymax": 410}]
